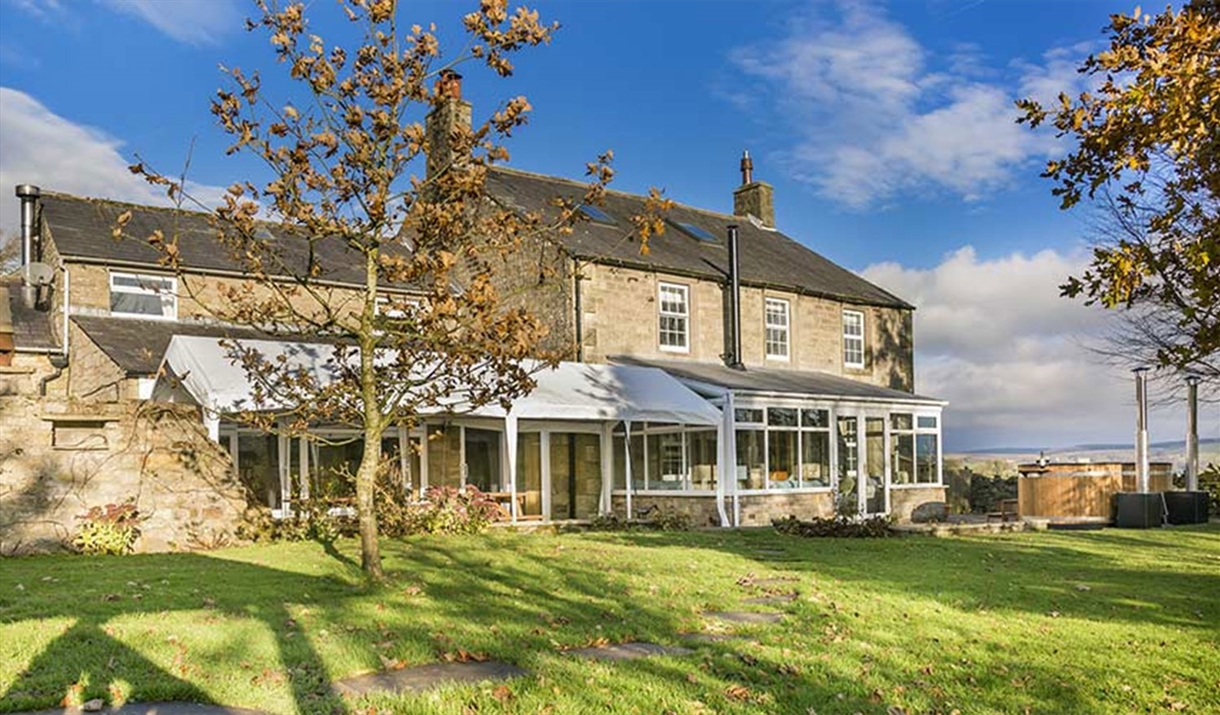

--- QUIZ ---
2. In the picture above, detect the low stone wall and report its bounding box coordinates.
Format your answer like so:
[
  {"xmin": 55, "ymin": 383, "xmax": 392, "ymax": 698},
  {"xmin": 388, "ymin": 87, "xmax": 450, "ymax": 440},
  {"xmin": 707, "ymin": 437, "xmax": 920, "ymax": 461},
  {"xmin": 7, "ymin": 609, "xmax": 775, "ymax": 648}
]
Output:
[
  {"xmin": 0, "ymin": 395, "xmax": 249, "ymax": 554},
  {"xmin": 890, "ymin": 486, "xmax": 947, "ymax": 523},
  {"xmin": 610, "ymin": 490, "xmax": 838, "ymax": 527},
  {"xmin": 736, "ymin": 491, "xmax": 834, "ymax": 526},
  {"xmin": 610, "ymin": 493, "xmax": 722, "ymax": 527}
]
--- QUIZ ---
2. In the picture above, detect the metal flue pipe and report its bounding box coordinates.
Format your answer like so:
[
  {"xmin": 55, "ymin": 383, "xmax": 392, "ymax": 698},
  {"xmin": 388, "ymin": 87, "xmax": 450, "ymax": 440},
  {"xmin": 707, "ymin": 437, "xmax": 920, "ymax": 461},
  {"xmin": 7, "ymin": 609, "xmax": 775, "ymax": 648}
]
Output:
[
  {"xmin": 15, "ymin": 184, "xmax": 40, "ymax": 309},
  {"xmin": 726, "ymin": 224, "xmax": 743, "ymax": 370},
  {"xmin": 1186, "ymin": 374, "xmax": 1200, "ymax": 492},
  {"xmin": 1134, "ymin": 367, "xmax": 1150, "ymax": 493}
]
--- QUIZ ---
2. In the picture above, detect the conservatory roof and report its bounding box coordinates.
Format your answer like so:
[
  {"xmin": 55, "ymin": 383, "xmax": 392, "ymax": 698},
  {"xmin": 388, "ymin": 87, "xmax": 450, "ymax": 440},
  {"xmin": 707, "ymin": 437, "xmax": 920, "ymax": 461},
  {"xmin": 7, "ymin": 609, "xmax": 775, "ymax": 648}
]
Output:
[{"xmin": 154, "ymin": 335, "xmax": 722, "ymax": 426}]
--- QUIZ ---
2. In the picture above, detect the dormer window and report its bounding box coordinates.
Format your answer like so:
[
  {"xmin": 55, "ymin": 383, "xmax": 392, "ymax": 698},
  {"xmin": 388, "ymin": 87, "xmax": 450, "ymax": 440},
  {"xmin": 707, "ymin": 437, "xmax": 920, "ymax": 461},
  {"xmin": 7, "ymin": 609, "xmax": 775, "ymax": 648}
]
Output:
[
  {"xmin": 843, "ymin": 309, "xmax": 865, "ymax": 368},
  {"xmin": 764, "ymin": 298, "xmax": 789, "ymax": 360},
  {"xmin": 658, "ymin": 282, "xmax": 689, "ymax": 353},
  {"xmin": 110, "ymin": 272, "xmax": 177, "ymax": 320}
]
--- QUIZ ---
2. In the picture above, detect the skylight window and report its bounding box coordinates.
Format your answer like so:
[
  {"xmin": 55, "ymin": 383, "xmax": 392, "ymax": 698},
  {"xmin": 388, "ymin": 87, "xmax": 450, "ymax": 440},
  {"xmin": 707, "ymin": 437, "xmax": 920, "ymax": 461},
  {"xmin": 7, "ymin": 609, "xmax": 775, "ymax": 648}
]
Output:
[
  {"xmin": 673, "ymin": 221, "xmax": 718, "ymax": 243},
  {"xmin": 578, "ymin": 205, "xmax": 616, "ymax": 225}
]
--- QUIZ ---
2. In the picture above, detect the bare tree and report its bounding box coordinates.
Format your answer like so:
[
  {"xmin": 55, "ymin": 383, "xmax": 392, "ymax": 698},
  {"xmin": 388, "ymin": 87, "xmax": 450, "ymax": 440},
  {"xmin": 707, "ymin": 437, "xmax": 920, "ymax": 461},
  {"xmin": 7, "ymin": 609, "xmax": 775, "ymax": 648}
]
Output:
[
  {"xmin": 0, "ymin": 230, "xmax": 19, "ymax": 275},
  {"xmin": 125, "ymin": 0, "xmax": 668, "ymax": 579}
]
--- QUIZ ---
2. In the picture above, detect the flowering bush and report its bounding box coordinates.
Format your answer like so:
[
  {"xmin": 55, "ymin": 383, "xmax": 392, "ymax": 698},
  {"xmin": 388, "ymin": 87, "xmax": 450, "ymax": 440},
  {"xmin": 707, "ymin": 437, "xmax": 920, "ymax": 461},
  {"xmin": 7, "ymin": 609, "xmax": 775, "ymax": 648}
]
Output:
[
  {"xmin": 402, "ymin": 486, "xmax": 503, "ymax": 535},
  {"xmin": 73, "ymin": 502, "xmax": 141, "ymax": 555}
]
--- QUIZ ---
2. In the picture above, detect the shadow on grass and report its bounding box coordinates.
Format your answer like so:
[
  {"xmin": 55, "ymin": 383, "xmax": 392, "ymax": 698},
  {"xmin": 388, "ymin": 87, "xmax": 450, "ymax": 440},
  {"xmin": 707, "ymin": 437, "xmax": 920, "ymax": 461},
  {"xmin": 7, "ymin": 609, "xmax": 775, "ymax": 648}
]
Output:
[
  {"xmin": 577, "ymin": 525, "xmax": 1220, "ymax": 630},
  {"xmin": 3, "ymin": 526, "xmax": 1217, "ymax": 715},
  {"xmin": 1, "ymin": 551, "xmax": 351, "ymax": 715}
]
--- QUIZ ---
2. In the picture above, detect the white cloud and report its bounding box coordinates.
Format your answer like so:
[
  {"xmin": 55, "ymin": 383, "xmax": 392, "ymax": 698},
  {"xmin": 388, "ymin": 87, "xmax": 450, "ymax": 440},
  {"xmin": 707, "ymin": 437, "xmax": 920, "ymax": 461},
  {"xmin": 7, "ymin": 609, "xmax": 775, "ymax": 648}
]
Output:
[
  {"xmin": 0, "ymin": 87, "xmax": 228, "ymax": 232},
  {"xmin": 98, "ymin": 0, "xmax": 240, "ymax": 45},
  {"xmin": 862, "ymin": 247, "xmax": 1218, "ymax": 450},
  {"xmin": 729, "ymin": 0, "xmax": 1092, "ymax": 208},
  {"xmin": 4, "ymin": 0, "xmax": 239, "ymax": 45}
]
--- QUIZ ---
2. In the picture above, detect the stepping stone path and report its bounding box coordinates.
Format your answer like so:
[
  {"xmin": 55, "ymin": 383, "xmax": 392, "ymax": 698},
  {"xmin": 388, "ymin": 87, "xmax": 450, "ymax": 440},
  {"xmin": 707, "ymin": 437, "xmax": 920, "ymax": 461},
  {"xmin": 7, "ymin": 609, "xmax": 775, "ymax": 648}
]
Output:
[
  {"xmin": 564, "ymin": 642, "xmax": 693, "ymax": 661},
  {"xmin": 703, "ymin": 610, "xmax": 785, "ymax": 624},
  {"xmin": 741, "ymin": 593, "xmax": 798, "ymax": 605},
  {"xmin": 17, "ymin": 705, "xmax": 270, "ymax": 715},
  {"xmin": 333, "ymin": 661, "xmax": 528, "ymax": 697},
  {"xmin": 678, "ymin": 632, "xmax": 749, "ymax": 643}
]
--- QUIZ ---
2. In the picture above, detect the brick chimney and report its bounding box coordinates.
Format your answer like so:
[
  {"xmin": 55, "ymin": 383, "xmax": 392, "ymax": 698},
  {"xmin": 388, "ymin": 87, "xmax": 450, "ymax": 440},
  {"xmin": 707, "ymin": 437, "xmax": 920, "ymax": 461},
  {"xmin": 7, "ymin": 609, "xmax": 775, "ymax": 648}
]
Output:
[
  {"xmin": 424, "ymin": 70, "xmax": 473, "ymax": 181},
  {"xmin": 732, "ymin": 150, "xmax": 775, "ymax": 228}
]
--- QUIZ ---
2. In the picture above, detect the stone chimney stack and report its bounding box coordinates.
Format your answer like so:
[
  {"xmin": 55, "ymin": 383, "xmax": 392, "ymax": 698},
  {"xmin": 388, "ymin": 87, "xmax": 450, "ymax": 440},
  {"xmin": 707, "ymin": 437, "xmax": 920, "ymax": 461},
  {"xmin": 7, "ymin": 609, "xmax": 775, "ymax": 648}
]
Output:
[
  {"xmin": 733, "ymin": 150, "xmax": 775, "ymax": 228},
  {"xmin": 424, "ymin": 70, "xmax": 473, "ymax": 181}
]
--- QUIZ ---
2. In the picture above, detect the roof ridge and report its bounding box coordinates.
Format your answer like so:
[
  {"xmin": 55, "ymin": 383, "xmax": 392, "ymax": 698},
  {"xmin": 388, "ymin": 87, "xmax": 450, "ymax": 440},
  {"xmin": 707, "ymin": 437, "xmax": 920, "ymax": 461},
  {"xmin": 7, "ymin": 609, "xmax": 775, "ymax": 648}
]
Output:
[{"xmin": 487, "ymin": 165, "xmax": 745, "ymax": 223}]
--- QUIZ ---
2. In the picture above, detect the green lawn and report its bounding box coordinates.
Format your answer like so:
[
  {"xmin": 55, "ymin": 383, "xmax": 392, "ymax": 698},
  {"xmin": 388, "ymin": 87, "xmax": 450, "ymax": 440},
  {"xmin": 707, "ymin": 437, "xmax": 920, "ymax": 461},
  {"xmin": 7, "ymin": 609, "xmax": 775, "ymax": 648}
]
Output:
[{"xmin": 2, "ymin": 526, "xmax": 1218, "ymax": 715}]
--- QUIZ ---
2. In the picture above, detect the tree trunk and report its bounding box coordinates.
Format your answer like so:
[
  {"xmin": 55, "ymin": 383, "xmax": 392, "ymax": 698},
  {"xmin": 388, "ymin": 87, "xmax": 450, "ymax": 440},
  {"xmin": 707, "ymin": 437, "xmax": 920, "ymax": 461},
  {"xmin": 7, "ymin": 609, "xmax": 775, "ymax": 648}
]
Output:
[
  {"xmin": 356, "ymin": 419, "xmax": 383, "ymax": 579},
  {"xmin": 357, "ymin": 250, "xmax": 384, "ymax": 580}
]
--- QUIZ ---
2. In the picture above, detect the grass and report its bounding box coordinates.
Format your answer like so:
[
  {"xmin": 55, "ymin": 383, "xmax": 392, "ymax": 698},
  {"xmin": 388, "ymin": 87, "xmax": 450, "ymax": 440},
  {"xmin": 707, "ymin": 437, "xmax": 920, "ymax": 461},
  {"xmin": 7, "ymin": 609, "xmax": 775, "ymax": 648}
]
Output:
[{"xmin": 1, "ymin": 525, "xmax": 1218, "ymax": 715}]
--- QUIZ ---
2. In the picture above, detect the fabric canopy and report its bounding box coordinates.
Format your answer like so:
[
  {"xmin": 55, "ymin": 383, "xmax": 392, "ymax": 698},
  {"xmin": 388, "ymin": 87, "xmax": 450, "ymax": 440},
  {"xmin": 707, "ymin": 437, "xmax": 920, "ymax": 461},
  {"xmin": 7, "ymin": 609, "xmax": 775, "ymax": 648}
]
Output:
[{"xmin": 155, "ymin": 335, "xmax": 721, "ymax": 426}]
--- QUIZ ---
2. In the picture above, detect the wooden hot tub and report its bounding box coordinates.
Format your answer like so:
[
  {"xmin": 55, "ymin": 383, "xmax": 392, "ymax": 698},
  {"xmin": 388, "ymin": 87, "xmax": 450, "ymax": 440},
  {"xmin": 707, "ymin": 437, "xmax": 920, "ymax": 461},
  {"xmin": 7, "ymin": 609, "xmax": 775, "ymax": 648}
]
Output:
[{"xmin": 1017, "ymin": 461, "xmax": 1174, "ymax": 521}]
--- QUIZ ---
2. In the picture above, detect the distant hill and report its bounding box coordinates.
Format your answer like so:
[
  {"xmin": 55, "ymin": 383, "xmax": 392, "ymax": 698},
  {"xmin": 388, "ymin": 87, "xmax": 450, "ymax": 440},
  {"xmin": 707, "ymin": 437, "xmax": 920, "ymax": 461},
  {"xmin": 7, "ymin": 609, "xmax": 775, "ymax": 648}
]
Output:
[
  {"xmin": 958, "ymin": 437, "xmax": 1218, "ymax": 456},
  {"xmin": 948, "ymin": 438, "xmax": 1219, "ymax": 476}
]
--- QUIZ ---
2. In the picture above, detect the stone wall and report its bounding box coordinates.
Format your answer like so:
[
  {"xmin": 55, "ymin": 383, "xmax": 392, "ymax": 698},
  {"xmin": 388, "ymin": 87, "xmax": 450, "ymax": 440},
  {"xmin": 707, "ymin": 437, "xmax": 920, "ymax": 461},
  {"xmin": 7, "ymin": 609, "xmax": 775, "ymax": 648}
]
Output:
[
  {"xmin": 736, "ymin": 491, "xmax": 835, "ymax": 526},
  {"xmin": 0, "ymin": 395, "xmax": 250, "ymax": 554},
  {"xmin": 610, "ymin": 488, "xmax": 939, "ymax": 527},
  {"xmin": 578, "ymin": 263, "xmax": 914, "ymax": 391},
  {"xmin": 0, "ymin": 353, "xmax": 57, "ymax": 397},
  {"xmin": 890, "ymin": 486, "xmax": 947, "ymax": 523},
  {"xmin": 65, "ymin": 321, "xmax": 135, "ymax": 401},
  {"xmin": 610, "ymin": 494, "xmax": 723, "ymax": 527}
]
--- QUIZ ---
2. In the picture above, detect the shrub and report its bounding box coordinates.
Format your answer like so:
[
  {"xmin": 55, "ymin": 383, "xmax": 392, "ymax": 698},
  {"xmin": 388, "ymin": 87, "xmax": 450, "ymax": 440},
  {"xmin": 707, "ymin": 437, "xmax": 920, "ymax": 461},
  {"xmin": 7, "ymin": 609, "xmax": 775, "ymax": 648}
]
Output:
[
  {"xmin": 968, "ymin": 474, "xmax": 1018, "ymax": 514},
  {"xmin": 1198, "ymin": 462, "xmax": 1220, "ymax": 513},
  {"xmin": 234, "ymin": 499, "xmax": 353, "ymax": 544},
  {"xmin": 773, "ymin": 514, "xmax": 893, "ymax": 538},
  {"xmin": 73, "ymin": 502, "xmax": 141, "ymax": 555},
  {"xmin": 400, "ymin": 486, "xmax": 502, "ymax": 535}
]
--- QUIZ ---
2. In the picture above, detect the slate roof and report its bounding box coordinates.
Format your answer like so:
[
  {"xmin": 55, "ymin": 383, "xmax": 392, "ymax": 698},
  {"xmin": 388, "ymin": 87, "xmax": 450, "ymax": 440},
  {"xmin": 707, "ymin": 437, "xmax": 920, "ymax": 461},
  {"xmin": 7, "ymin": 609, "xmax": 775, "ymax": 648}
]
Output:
[
  {"xmin": 612, "ymin": 355, "xmax": 944, "ymax": 404},
  {"xmin": 0, "ymin": 277, "xmax": 59, "ymax": 351},
  {"xmin": 484, "ymin": 167, "xmax": 912, "ymax": 310},
  {"xmin": 39, "ymin": 192, "xmax": 421, "ymax": 291},
  {"xmin": 72, "ymin": 315, "xmax": 280, "ymax": 376}
]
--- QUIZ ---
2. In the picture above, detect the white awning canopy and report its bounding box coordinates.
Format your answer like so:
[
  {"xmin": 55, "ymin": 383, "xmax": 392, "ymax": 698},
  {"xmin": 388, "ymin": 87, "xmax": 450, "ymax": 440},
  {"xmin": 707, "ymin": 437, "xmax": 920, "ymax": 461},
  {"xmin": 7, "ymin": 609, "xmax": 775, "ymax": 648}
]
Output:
[{"xmin": 154, "ymin": 335, "xmax": 721, "ymax": 426}]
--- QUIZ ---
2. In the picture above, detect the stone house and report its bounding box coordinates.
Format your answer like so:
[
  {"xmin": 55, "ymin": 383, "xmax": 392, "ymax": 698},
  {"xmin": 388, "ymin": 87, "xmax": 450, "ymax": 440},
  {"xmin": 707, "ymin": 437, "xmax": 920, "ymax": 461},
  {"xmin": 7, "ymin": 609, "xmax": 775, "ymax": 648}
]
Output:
[{"xmin": 1, "ymin": 73, "xmax": 945, "ymax": 551}]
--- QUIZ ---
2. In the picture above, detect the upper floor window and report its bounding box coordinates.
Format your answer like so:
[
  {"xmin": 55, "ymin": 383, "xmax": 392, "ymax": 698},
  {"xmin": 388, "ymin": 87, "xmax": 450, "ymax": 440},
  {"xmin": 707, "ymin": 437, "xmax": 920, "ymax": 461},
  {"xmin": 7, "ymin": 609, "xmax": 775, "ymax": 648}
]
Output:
[
  {"xmin": 658, "ymin": 282, "xmax": 689, "ymax": 352},
  {"xmin": 110, "ymin": 272, "xmax": 176, "ymax": 320},
  {"xmin": 843, "ymin": 309, "xmax": 865, "ymax": 368},
  {"xmin": 764, "ymin": 298, "xmax": 789, "ymax": 359}
]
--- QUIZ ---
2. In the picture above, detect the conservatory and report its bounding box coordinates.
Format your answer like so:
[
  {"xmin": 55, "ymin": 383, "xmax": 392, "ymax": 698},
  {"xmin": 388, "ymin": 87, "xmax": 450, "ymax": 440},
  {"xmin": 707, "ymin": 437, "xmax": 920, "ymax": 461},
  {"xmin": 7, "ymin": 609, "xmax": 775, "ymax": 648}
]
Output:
[{"xmin": 155, "ymin": 336, "xmax": 947, "ymax": 526}]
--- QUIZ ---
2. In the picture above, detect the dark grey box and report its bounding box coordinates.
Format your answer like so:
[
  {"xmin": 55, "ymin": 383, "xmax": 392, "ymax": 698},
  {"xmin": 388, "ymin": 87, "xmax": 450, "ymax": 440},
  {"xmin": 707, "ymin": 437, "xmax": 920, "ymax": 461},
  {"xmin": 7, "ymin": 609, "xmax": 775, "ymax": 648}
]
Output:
[
  {"xmin": 1163, "ymin": 491, "xmax": 1210, "ymax": 525},
  {"xmin": 1114, "ymin": 492, "xmax": 1163, "ymax": 528}
]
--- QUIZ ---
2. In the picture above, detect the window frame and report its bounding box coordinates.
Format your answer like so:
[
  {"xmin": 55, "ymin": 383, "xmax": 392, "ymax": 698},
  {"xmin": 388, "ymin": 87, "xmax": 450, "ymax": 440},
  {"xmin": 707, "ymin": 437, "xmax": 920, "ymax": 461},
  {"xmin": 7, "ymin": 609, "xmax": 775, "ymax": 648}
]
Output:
[
  {"xmin": 764, "ymin": 297, "xmax": 790, "ymax": 360},
  {"xmin": 843, "ymin": 309, "xmax": 865, "ymax": 369},
  {"xmin": 109, "ymin": 271, "xmax": 178, "ymax": 320},
  {"xmin": 657, "ymin": 282, "xmax": 690, "ymax": 353}
]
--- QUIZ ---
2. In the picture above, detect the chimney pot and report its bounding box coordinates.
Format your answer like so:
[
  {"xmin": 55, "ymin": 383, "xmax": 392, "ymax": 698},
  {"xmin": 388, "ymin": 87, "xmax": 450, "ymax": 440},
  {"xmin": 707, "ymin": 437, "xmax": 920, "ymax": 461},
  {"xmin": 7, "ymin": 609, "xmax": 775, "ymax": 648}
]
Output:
[
  {"xmin": 437, "ymin": 69, "xmax": 463, "ymax": 100},
  {"xmin": 733, "ymin": 152, "xmax": 775, "ymax": 228}
]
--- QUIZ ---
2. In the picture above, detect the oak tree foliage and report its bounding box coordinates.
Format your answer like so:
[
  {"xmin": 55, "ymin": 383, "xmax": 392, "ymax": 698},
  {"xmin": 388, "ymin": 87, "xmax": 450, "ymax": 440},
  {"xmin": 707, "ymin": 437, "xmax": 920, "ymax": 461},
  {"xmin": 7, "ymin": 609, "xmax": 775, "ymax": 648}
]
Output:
[
  {"xmin": 1017, "ymin": 1, "xmax": 1219, "ymax": 385},
  {"xmin": 122, "ymin": 0, "xmax": 670, "ymax": 578}
]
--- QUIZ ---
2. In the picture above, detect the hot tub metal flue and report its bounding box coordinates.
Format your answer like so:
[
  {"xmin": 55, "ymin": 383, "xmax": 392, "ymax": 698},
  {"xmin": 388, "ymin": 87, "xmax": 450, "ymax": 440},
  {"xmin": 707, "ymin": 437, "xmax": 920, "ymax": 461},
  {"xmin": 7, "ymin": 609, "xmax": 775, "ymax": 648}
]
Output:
[{"xmin": 1134, "ymin": 367, "xmax": 1150, "ymax": 494}]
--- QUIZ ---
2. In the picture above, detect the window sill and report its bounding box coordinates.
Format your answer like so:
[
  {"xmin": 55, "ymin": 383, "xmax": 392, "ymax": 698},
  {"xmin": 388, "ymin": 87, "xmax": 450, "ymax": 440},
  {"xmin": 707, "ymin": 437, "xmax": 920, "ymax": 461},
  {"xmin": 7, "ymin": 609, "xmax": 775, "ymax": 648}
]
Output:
[
  {"xmin": 890, "ymin": 483, "xmax": 943, "ymax": 489},
  {"xmin": 612, "ymin": 490, "xmax": 716, "ymax": 497}
]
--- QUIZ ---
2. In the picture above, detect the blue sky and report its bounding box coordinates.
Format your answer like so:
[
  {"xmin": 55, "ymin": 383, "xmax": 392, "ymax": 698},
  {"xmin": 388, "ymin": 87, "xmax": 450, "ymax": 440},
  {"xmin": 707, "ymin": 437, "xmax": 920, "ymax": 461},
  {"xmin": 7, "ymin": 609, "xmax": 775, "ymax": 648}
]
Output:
[{"xmin": 0, "ymin": 0, "xmax": 1214, "ymax": 450}]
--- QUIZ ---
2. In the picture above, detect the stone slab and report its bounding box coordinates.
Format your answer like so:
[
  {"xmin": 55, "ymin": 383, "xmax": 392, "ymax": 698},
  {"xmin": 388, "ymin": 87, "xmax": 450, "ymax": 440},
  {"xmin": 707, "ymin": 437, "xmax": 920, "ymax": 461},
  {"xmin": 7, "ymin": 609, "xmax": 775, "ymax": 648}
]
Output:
[
  {"xmin": 564, "ymin": 642, "xmax": 694, "ymax": 661},
  {"xmin": 751, "ymin": 577, "xmax": 799, "ymax": 586},
  {"xmin": 15, "ymin": 705, "xmax": 269, "ymax": 715},
  {"xmin": 678, "ymin": 633, "xmax": 749, "ymax": 643},
  {"xmin": 333, "ymin": 661, "xmax": 527, "ymax": 697},
  {"xmin": 703, "ymin": 611, "xmax": 784, "ymax": 624},
  {"xmin": 742, "ymin": 594, "xmax": 797, "ymax": 605}
]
